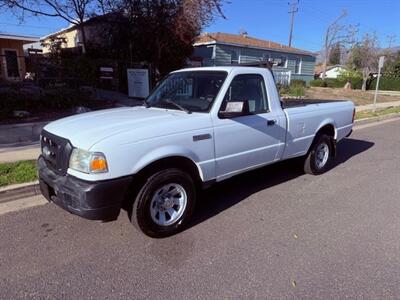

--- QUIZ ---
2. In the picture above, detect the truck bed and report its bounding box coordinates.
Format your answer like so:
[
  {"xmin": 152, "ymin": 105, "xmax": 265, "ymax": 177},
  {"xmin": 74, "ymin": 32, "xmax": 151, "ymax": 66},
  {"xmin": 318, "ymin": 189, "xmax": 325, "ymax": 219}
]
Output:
[{"xmin": 282, "ymin": 99, "xmax": 348, "ymax": 109}]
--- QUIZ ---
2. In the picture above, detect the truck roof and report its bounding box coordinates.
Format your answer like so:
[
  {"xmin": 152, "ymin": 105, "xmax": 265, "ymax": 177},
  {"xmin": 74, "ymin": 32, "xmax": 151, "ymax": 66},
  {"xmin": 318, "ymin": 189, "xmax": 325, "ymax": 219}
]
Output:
[{"xmin": 173, "ymin": 66, "xmax": 271, "ymax": 74}]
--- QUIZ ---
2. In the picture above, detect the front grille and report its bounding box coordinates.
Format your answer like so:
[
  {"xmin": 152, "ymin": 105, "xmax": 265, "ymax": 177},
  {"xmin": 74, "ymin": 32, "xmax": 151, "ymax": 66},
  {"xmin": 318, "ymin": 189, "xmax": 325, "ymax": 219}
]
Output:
[{"xmin": 41, "ymin": 130, "xmax": 73, "ymax": 175}]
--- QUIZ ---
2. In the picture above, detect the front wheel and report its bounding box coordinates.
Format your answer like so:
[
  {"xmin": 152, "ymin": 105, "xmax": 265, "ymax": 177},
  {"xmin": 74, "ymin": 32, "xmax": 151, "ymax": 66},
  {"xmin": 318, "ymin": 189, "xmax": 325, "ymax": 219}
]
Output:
[
  {"xmin": 304, "ymin": 134, "xmax": 333, "ymax": 175},
  {"xmin": 130, "ymin": 168, "xmax": 196, "ymax": 238}
]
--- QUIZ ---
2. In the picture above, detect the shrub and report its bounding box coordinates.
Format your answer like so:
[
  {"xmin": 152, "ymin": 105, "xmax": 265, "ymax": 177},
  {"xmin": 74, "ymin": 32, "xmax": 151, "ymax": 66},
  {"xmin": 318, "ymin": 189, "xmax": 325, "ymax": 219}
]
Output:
[
  {"xmin": 288, "ymin": 85, "xmax": 305, "ymax": 97},
  {"xmin": 309, "ymin": 79, "xmax": 327, "ymax": 87},
  {"xmin": 309, "ymin": 77, "xmax": 363, "ymax": 89},
  {"xmin": 0, "ymin": 87, "xmax": 93, "ymax": 120},
  {"xmin": 370, "ymin": 76, "xmax": 400, "ymax": 91},
  {"xmin": 337, "ymin": 70, "xmax": 364, "ymax": 89},
  {"xmin": 290, "ymin": 79, "xmax": 306, "ymax": 87},
  {"xmin": 277, "ymin": 83, "xmax": 290, "ymax": 95}
]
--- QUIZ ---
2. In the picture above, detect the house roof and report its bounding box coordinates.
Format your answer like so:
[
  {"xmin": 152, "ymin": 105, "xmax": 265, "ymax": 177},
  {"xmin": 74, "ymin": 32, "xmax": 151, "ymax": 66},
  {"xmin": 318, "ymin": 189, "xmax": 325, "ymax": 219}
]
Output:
[
  {"xmin": 194, "ymin": 32, "xmax": 316, "ymax": 56},
  {"xmin": 0, "ymin": 33, "xmax": 39, "ymax": 43}
]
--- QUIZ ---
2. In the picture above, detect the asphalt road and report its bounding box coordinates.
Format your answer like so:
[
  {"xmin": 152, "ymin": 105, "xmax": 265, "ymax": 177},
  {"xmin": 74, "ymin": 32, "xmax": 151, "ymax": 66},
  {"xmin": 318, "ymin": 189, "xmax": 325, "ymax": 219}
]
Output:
[{"xmin": 1, "ymin": 120, "xmax": 399, "ymax": 299}]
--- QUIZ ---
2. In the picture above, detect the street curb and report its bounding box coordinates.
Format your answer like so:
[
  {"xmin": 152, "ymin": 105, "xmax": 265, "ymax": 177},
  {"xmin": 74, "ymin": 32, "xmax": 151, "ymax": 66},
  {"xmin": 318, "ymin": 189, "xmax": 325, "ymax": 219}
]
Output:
[
  {"xmin": 0, "ymin": 181, "xmax": 40, "ymax": 204},
  {"xmin": 355, "ymin": 112, "xmax": 400, "ymax": 126}
]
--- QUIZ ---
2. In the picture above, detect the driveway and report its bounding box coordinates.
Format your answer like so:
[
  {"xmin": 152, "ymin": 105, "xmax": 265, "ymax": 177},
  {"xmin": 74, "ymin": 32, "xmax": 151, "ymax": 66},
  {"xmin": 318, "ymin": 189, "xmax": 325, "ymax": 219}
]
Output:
[{"xmin": 0, "ymin": 120, "xmax": 399, "ymax": 299}]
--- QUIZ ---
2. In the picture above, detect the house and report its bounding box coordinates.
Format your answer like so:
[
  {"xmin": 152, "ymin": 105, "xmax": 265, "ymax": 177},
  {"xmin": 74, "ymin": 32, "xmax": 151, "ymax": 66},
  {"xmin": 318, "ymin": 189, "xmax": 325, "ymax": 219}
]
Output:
[
  {"xmin": 315, "ymin": 64, "xmax": 349, "ymax": 79},
  {"xmin": 40, "ymin": 14, "xmax": 113, "ymax": 54},
  {"xmin": 0, "ymin": 34, "xmax": 39, "ymax": 81},
  {"xmin": 193, "ymin": 32, "xmax": 317, "ymax": 83}
]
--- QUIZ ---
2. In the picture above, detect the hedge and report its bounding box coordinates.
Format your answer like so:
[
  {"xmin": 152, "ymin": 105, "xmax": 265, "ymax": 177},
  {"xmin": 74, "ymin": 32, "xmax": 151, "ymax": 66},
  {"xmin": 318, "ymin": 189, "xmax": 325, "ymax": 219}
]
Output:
[
  {"xmin": 309, "ymin": 77, "xmax": 363, "ymax": 89},
  {"xmin": 370, "ymin": 77, "xmax": 400, "ymax": 91},
  {"xmin": 0, "ymin": 87, "xmax": 98, "ymax": 121},
  {"xmin": 309, "ymin": 79, "xmax": 327, "ymax": 87}
]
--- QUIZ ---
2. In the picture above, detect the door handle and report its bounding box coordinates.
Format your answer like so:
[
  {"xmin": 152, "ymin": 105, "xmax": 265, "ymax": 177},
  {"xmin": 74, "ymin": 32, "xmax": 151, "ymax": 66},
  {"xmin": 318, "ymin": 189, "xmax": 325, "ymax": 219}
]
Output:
[{"xmin": 267, "ymin": 119, "xmax": 276, "ymax": 126}]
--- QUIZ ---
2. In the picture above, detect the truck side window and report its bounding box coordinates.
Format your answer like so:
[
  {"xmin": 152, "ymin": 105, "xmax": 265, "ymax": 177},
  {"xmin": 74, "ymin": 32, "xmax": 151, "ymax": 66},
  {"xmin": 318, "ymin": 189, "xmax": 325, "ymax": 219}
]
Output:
[{"xmin": 222, "ymin": 74, "xmax": 268, "ymax": 114}]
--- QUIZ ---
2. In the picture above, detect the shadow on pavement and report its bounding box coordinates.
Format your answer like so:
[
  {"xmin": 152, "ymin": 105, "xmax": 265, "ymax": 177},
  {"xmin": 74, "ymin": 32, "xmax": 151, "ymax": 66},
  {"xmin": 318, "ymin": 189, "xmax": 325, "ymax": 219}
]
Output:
[{"xmin": 189, "ymin": 137, "xmax": 374, "ymax": 229}]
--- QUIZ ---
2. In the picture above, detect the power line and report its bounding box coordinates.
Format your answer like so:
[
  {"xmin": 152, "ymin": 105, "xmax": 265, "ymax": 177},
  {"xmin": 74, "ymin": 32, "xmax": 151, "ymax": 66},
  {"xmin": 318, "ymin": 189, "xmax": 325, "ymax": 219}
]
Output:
[{"xmin": 288, "ymin": 0, "xmax": 299, "ymax": 47}]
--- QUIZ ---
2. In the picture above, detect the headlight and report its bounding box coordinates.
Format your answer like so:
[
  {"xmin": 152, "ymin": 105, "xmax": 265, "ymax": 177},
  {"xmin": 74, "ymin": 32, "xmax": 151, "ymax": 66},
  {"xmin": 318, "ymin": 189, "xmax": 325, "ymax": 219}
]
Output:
[{"xmin": 69, "ymin": 148, "xmax": 108, "ymax": 174}]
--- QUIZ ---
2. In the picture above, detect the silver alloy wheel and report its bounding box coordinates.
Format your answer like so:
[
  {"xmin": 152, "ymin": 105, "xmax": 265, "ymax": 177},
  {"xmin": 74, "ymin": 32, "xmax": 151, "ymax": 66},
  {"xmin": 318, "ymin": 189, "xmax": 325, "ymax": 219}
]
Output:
[
  {"xmin": 315, "ymin": 142, "xmax": 329, "ymax": 169},
  {"xmin": 150, "ymin": 183, "xmax": 187, "ymax": 226}
]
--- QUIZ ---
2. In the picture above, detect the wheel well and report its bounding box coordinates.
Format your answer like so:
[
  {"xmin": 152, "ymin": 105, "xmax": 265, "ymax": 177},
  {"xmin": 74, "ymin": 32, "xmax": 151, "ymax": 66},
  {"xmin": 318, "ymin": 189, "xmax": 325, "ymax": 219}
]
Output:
[
  {"xmin": 135, "ymin": 156, "xmax": 202, "ymax": 186},
  {"xmin": 311, "ymin": 124, "xmax": 336, "ymax": 157},
  {"xmin": 316, "ymin": 124, "xmax": 335, "ymax": 138},
  {"xmin": 122, "ymin": 156, "xmax": 202, "ymax": 210}
]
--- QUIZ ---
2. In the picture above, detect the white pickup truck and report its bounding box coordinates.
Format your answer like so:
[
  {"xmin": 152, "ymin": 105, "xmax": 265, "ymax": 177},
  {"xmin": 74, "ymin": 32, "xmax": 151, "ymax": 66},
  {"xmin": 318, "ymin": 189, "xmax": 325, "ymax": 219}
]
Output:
[{"xmin": 38, "ymin": 66, "xmax": 354, "ymax": 237}]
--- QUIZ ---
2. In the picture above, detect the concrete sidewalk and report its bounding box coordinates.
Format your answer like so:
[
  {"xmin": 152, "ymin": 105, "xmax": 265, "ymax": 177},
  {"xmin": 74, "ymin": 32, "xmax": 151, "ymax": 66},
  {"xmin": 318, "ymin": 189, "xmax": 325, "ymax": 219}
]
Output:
[
  {"xmin": 356, "ymin": 100, "xmax": 400, "ymax": 112},
  {"xmin": 1, "ymin": 100, "xmax": 400, "ymax": 164},
  {"xmin": 0, "ymin": 143, "xmax": 40, "ymax": 163}
]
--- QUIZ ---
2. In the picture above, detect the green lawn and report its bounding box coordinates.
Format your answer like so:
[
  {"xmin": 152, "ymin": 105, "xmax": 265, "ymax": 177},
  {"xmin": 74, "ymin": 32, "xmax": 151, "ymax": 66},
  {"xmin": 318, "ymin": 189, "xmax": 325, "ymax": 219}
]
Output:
[
  {"xmin": 0, "ymin": 160, "xmax": 38, "ymax": 187},
  {"xmin": 356, "ymin": 106, "xmax": 400, "ymax": 120}
]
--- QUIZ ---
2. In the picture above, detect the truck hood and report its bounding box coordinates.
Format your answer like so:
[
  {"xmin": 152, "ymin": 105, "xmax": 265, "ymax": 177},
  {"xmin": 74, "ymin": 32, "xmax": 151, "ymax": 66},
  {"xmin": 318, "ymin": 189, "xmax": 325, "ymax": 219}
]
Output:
[{"xmin": 44, "ymin": 106, "xmax": 212, "ymax": 149}]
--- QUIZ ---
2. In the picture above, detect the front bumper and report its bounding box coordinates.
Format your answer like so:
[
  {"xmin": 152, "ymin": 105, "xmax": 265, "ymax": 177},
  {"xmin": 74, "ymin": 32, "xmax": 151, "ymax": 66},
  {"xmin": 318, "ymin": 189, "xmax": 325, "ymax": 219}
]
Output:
[{"xmin": 38, "ymin": 156, "xmax": 131, "ymax": 221}]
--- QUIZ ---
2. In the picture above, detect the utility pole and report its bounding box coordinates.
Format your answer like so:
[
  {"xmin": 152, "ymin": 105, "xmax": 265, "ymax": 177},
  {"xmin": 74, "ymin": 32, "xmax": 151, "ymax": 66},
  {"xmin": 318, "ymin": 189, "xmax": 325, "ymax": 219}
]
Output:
[{"xmin": 288, "ymin": 0, "xmax": 299, "ymax": 47}]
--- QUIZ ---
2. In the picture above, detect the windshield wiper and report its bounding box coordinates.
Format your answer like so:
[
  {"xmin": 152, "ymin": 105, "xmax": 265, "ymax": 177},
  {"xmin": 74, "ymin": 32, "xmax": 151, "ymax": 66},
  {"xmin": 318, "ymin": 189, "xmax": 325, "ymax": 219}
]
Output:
[{"xmin": 161, "ymin": 99, "xmax": 191, "ymax": 114}]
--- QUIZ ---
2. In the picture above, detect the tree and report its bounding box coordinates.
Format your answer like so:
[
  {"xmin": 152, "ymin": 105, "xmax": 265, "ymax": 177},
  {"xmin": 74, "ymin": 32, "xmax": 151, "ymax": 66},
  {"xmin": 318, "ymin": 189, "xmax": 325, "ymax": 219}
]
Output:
[
  {"xmin": 329, "ymin": 43, "xmax": 341, "ymax": 65},
  {"xmin": 382, "ymin": 51, "xmax": 400, "ymax": 77},
  {"xmin": 321, "ymin": 10, "xmax": 357, "ymax": 79},
  {"xmin": 347, "ymin": 33, "xmax": 379, "ymax": 91},
  {"xmin": 1, "ymin": 0, "xmax": 99, "ymax": 53},
  {"xmin": 95, "ymin": 0, "xmax": 225, "ymax": 76}
]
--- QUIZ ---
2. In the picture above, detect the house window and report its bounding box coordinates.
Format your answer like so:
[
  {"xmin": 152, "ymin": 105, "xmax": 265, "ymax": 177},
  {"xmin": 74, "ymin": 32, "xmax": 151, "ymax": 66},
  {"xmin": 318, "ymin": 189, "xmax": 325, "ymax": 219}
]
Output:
[
  {"xmin": 230, "ymin": 49, "xmax": 240, "ymax": 64},
  {"xmin": 262, "ymin": 53, "xmax": 269, "ymax": 62},
  {"xmin": 295, "ymin": 57, "xmax": 302, "ymax": 74},
  {"xmin": 4, "ymin": 50, "xmax": 20, "ymax": 78}
]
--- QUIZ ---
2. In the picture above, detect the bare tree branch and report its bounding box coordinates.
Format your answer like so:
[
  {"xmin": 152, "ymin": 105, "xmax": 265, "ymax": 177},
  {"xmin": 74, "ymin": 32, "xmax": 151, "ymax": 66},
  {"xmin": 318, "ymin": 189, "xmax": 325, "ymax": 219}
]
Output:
[
  {"xmin": 0, "ymin": 0, "xmax": 99, "ymax": 53},
  {"xmin": 321, "ymin": 10, "xmax": 358, "ymax": 79}
]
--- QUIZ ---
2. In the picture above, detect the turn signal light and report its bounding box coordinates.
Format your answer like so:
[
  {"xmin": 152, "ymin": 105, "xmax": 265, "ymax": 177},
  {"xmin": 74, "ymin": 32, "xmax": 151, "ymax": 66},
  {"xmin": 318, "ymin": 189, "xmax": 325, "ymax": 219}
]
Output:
[{"xmin": 90, "ymin": 156, "xmax": 108, "ymax": 173}]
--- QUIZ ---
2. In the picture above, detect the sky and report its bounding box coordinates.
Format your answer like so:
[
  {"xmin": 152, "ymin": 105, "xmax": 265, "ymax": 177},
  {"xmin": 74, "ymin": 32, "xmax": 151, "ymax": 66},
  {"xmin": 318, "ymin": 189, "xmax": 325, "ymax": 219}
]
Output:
[{"xmin": 0, "ymin": 0, "xmax": 399, "ymax": 52}]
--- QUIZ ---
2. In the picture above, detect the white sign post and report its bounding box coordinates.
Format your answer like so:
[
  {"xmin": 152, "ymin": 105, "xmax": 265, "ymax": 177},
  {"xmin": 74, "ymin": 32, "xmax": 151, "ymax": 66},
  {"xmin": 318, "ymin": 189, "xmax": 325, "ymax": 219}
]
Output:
[
  {"xmin": 373, "ymin": 56, "xmax": 385, "ymax": 112},
  {"xmin": 127, "ymin": 68, "xmax": 150, "ymax": 98}
]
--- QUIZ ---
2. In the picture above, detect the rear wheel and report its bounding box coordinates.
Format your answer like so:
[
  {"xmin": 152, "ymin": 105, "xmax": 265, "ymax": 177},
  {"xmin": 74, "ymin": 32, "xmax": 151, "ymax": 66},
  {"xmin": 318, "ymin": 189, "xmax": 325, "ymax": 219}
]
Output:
[
  {"xmin": 130, "ymin": 168, "xmax": 196, "ymax": 238},
  {"xmin": 304, "ymin": 134, "xmax": 333, "ymax": 175}
]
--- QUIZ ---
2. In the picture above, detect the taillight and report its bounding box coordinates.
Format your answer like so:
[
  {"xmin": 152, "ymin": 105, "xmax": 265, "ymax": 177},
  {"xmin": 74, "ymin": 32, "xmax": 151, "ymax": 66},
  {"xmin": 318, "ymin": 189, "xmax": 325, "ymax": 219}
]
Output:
[{"xmin": 352, "ymin": 108, "xmax": 355, "ymax": 123}]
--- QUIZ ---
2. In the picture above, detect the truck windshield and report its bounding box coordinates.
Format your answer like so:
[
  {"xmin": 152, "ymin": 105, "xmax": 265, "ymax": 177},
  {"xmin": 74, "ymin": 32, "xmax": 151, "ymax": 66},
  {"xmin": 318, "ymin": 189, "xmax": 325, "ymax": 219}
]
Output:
[{"xmin": 146, "ymin": 71, "xmax": 227, "ymax": 113}]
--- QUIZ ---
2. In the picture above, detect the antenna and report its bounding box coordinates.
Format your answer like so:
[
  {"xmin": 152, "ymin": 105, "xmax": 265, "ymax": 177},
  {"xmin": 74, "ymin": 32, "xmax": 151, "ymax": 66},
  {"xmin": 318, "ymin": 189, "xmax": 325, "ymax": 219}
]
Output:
[{"xmin": 288, "ymin": 0, "xmax": 299, "ymax": 47}]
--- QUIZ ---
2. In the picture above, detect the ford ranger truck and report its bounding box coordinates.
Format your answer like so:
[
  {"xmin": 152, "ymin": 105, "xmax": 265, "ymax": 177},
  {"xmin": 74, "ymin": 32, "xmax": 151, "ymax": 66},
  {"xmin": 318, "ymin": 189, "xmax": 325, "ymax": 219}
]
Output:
[{"xmin": 38, "ymin": 66, "xmax": 355, "ymax": 237}]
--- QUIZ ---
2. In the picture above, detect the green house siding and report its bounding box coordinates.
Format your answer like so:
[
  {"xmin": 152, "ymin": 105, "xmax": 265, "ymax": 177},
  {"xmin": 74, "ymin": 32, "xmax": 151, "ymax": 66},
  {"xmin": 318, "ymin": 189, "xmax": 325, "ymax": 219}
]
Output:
[{"xmin": 194, "ymin": 43, "xmax": 316, "ymax": 83}]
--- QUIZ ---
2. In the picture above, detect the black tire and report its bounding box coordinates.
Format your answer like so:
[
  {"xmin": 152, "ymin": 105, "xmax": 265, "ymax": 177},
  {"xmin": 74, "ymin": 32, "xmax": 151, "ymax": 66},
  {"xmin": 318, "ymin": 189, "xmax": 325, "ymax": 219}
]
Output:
[
  {"xmin": 130, "ymin": 168, "xmax": 196, "ymax": 238},
  {"xmin": 304, "ymin": 134, "xmax": 333, "ymax": 175}
]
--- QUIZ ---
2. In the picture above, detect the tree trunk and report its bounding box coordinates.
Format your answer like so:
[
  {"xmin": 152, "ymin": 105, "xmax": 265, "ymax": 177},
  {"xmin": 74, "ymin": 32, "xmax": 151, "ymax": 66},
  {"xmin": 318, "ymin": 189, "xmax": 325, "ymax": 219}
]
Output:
[
  {"xmin": 321, "ymin": 29, "xmax": 329, "ymax": 80},
  {"xmin": 361, "ymin": 68, "xmax": 369, "ymax": 91},
  {"xmin": 361, "ymin": 78, "xmax": 367, "ymax": 91},
  {"xmin": 321, "ymin": 57, "xmax": 327, "ymax": 80},
  {"xmin": 79, "ymin": 23, "xmax": 87, "ymax": 54}
]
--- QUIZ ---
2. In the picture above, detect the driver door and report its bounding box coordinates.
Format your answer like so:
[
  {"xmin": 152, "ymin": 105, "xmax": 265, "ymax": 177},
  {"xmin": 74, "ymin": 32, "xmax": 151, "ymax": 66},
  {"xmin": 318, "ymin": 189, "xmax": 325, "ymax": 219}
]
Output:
[{"xmin": 212, "ymin": 73, "xmax": 285, "ymax": 180}]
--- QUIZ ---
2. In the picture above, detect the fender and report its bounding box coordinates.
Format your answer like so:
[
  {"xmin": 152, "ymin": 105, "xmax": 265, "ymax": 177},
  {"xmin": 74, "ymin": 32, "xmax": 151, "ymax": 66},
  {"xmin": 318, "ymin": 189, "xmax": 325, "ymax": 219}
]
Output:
[
  {"xmin": 315, "ymin": 118, "xmax": 337, "ymax": 139},
  {"xmin": 132, "ymin": 145, "xmax": 205, "ymax": 181}
]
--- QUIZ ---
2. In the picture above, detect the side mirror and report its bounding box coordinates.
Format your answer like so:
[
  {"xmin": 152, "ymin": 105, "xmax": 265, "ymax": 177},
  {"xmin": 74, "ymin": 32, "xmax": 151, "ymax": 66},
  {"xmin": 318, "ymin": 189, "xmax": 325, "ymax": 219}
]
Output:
[{"xmin": 219, "ymin": 100, "xmax": 250, "ymax": 119}]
